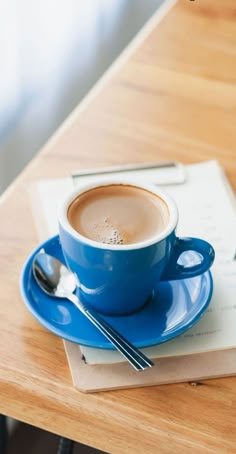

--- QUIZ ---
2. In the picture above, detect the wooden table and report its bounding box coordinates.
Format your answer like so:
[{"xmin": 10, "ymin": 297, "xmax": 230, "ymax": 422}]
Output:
[{"xmin": 1, "ymin": 0, "xmax": 236, "ymax": 452}]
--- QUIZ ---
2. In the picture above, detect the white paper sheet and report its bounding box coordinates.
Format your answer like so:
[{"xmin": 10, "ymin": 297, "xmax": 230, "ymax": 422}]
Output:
[{"xmin": 29, "ymin": 160, "xmax": 236, "ymax": 364}]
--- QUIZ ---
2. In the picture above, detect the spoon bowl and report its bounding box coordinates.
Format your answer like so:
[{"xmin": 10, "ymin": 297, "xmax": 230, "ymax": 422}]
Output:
[{"xmin": 33, "ymin": 251, "xmax": 76, "ymax": 297}]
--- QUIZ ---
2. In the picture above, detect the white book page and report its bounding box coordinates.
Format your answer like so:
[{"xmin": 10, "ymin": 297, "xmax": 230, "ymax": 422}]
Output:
[{"xmin": 29, "ymin": 160, "xmax": 236, "ymax": 364}]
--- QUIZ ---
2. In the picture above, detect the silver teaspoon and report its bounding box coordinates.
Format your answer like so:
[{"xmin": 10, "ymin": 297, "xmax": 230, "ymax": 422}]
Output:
[{"xmin": 32, "ymin": 251, "xmax": 154, "ymax": 371}]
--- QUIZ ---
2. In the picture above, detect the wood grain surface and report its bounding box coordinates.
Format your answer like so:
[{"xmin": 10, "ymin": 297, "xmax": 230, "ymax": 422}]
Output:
[{"xmin": 1, "ymin": 0, "xmax": 236, "ymax": 452}]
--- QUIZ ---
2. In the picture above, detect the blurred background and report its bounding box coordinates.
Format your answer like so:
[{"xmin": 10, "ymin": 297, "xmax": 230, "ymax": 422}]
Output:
[
  {"xmin": 0, "ymin": 0, "xmax": 167, "ymax": 195},
  {"xmin": 2, "ymin": 1, "xmax": 167, "ymax": 452}
]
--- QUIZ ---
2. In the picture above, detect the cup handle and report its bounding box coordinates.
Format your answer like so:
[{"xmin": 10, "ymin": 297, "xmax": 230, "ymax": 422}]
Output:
[{"xmin": 161, "ymin": 237, "xmax": 215, "ymax": 281}]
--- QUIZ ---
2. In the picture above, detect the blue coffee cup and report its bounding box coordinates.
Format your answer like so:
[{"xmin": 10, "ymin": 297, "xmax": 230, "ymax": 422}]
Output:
[{"xmin": 58, "ymin": 180, "xmax": 215, "ymax": 316}]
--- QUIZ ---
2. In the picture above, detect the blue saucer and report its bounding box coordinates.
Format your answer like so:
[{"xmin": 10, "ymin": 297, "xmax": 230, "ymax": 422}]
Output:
[{"xmin": 20, "ymin": 235, "xmax": 213, "ymax": 349}]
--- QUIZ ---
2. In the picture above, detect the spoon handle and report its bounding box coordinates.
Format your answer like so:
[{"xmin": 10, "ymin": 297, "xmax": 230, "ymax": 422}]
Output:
[{"xmin": 67, "ymin": 293, "xmax": 154, "ymax": 371}]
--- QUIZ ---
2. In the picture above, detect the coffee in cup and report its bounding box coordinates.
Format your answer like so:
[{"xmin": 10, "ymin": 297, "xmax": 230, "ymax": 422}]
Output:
[{"xmin": 67, "ymin": 184, "xmax": 169, "ymax": 246}]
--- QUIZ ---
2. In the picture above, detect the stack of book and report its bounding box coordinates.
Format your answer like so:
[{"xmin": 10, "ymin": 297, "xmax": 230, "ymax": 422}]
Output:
[{"xmin": 29, "ymin": 160, "xmax": 236, "ymax": 392}]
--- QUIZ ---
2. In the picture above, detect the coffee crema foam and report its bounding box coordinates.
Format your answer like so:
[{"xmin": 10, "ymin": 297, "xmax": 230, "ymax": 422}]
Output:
[{"xmin": 67, "ymin": 184, "xmax": 169, "ymax": 246}]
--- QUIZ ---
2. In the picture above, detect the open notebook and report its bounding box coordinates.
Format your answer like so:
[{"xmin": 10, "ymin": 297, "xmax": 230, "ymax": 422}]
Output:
[{"xmin": 29, "ymin": 160, "xmax": 236, "ymax": 391}]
